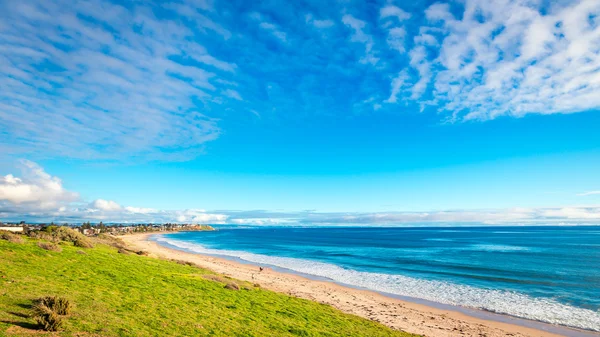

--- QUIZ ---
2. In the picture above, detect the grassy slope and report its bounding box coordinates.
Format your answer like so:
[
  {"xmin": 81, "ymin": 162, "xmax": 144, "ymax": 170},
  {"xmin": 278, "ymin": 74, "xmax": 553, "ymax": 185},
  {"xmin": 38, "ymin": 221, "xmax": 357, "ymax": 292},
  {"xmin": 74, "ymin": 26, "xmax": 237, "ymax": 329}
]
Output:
[{"xmin": 0, "ymin": 238, "xmax": 416, "ymax": 337}]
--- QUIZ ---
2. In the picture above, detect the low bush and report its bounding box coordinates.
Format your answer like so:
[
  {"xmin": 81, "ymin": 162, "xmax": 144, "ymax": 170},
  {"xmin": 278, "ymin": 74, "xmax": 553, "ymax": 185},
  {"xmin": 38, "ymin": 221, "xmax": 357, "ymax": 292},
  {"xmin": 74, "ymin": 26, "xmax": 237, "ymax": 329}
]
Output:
[
  {"xmin": 55, "ymin": 227, "xmax": 94, "ymax": 248},
  {"xmin": 173, "ymin": 259, "xmax": 195, "ymax": 266},
  {"xmin": 224, "ymin": 282, "xmax": 240, "ymax": 291},
  {"xmin": 33, "ymin": 308, "xmax": 63, "ymax": 331},
  {"xmin": 27, "ymin": 231, "xmax": 56, "ymax": 242},
  {"xmin": 28, "ymin": 227, "xmax": 94, "ymax": 248},
  {"xmin": 74, "ymin": 237, "xmax": 94, "ymax": 248},
  {"xmin": 38, "ymin": 242, "xmax": 62, "ymax": 252},
  {"xmin": 202, "ymin": 274, "xmax": 227, "ymax": 283},
  {"xmin": 35, "ymin": 296, "xmax": 72, "ymax": 315},
  {"xmin": 0, "ymin": 231, "xmax": 24, "ymax": 244},
  {"xmin": 31, "ymin": 296, "xmax": 72, "ymax": 331},
  {"xmin": 95, "ymin": 234, "xmax": 127, "ymax": 250}
]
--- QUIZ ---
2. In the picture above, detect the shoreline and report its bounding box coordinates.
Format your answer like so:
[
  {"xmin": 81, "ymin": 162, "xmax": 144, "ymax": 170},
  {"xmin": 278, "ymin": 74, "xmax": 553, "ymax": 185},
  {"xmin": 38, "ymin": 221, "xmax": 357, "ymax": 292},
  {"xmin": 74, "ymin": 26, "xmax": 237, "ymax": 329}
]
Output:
[{"xmin": 121, "ymin": 233, "xmax": 597, "ymax": 337}]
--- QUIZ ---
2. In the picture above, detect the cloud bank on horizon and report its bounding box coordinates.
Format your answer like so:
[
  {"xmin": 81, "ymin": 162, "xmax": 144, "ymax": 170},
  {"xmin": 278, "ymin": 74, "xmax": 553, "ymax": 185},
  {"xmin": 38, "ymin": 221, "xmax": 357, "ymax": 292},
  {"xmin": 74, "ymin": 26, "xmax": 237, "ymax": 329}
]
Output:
[
  {"xmin": 1, "ymin": 0, "xmax": 599, "ymax": 161},
  {"xmin": 1, "ymin": 161, "xmax": 599, "ymax": 225}
]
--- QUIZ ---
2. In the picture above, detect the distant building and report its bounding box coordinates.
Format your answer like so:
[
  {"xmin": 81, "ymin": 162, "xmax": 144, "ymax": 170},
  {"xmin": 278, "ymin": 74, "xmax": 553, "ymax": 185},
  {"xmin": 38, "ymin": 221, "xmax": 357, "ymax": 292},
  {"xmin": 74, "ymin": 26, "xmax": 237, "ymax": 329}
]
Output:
[{"xmin": 0, "ymin": 226, "xmax": 24, "ymax": 232}]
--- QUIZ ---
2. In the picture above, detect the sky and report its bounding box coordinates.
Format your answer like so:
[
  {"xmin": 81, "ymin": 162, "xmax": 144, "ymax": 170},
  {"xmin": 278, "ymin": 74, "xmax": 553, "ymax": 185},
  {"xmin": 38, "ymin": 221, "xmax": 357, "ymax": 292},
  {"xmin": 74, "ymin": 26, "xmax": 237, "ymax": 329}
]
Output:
[{"xmin": 0, "ymin": 0, "xmax": 599, "ymax": 225}]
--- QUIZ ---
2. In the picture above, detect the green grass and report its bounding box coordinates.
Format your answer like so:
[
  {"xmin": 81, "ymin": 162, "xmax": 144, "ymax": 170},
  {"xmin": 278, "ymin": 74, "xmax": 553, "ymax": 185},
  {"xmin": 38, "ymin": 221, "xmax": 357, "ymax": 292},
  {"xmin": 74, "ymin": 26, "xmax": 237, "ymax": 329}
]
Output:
[{"xmin": 0, "ymin": 237, "xmax": 416, "ymax": 337}]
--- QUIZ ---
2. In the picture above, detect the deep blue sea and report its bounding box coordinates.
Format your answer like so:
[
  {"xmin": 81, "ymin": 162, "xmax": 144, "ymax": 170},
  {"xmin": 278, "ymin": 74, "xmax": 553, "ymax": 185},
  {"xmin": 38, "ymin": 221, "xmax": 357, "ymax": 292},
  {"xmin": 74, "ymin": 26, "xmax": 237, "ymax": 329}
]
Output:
[{"xmin": 154, "ymin": 226, "xmax": 600, "ymax": 331}]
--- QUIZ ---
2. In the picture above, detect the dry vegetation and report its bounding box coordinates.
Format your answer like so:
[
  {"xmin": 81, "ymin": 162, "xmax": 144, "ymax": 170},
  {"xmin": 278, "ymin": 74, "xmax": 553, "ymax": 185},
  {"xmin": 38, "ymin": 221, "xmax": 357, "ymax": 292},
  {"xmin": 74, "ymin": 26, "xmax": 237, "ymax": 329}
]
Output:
[
  {"xmin": 0, "ymin": 230, "xmax": 24, "ymax": 244},
  {"xmin": 31, "ymin": 296, "xmax": 72, "ymax": 331},
  {"xmin": 37, "ymin": 241, "xmax": 62, "ymax": 252}
]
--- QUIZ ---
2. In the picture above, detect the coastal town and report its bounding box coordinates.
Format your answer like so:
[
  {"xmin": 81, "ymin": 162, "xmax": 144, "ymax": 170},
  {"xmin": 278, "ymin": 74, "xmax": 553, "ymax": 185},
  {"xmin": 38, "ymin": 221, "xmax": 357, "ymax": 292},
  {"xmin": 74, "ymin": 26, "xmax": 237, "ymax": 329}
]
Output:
[{"xmin": 0, "ymin": 222, "xmax": 214, "ymax": 236}]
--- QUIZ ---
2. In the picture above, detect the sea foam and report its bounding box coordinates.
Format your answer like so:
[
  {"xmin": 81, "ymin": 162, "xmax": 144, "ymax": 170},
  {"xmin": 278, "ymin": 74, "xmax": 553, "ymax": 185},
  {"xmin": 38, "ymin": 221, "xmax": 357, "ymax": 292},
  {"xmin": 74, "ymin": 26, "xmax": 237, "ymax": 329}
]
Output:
[{"xmin": 156, "ymin": 237, "xmax": 600, "ymax": 331}]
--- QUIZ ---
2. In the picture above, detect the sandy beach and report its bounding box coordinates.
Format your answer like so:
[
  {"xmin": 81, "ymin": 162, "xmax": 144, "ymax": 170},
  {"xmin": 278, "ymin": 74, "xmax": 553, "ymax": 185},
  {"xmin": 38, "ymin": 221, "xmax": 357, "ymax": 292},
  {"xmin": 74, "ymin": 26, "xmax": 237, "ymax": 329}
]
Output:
[{"xmin": 121, "ymin": 233, "xmax": 591, "ymax": 337}]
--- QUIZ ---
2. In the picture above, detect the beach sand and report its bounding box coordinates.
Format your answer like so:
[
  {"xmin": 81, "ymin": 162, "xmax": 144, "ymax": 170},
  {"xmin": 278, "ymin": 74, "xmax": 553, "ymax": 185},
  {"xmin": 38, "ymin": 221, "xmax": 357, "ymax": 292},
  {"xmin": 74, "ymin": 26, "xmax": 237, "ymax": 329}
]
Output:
[{"xmin": 121, "ymin": 233, "xmax": 580, "ymax": 337}]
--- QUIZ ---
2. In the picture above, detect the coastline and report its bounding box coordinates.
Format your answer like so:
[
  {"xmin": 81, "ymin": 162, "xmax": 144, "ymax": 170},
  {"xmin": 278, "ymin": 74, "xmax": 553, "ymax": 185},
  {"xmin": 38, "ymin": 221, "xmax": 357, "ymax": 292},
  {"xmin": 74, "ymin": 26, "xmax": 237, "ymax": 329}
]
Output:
[{"xmin": 121, "ymin": 233, "xmax": 596, "ymax": 337}]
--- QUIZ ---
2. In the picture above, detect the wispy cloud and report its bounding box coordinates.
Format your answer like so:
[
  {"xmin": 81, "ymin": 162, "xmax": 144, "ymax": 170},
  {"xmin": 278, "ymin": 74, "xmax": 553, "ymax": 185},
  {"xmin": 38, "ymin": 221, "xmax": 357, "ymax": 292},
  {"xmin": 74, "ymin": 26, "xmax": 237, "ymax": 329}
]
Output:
[
  {"xmin": 380, "ymin": 5, "xmax": 411, "ymax": 55},
  {"xmin": 0, "ymin": 0, "xmax": 240, "ymax": 161},
  {"xmin": 342, "ymin": 14, "xmax": 379, "ymax": 65},
  {"xmin": 380, "ymin": 5, "xmax": 411, "ymax": 22},
  {"xmin": 305, "ymin": 14, "xmax": 335, "ymax": 29},
  {"xmin": 250, "ymin": 12, "xmax": 288, "ymax": 43},
  {"xmin": 578, "ymin": 191, "xmax": 600, "ymax": 196},
  {"xmin": 1, "ymin": 0, "xmax": 599, "ymax": 165}
]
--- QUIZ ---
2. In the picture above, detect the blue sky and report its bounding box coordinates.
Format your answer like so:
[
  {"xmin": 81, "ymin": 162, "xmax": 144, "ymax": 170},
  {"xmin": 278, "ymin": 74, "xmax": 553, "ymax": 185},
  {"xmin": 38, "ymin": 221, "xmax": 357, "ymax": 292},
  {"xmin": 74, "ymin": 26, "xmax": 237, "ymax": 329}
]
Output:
[{"xmin": 0, "ymin": 0, "xmax": 599, "ymax": 224}]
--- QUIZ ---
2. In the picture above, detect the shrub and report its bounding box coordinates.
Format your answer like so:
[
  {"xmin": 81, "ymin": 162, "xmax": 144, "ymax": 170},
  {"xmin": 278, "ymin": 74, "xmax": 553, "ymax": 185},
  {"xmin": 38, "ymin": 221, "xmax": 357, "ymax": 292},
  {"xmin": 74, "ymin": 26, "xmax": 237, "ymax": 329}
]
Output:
[
  {"xmin": 27, "ymin": 231, "xmax": 56, "ymax": 242},
  {"xmin": 35, "ymin": 296, "xmax": 72, "ymax": 315},
  {"xmin": 74, "ymin": 237, "xmax": 94, "ymax": 248},
  {"xmin": 174, "ymin": 259, "xmax": 195, "ymax": 266},
  {"xmin": 33, "ymin": 308, "xmax": 63, "ymax": 331},
  {"xmin": 136, "ymin": 250, "xmax": 149, "ymax": 256},
  {"xmin": 224, "ymin": 282, "xmax": 240, "ymax": 291},
  {"xmin": 202, "ymin": 274, "xmax": 226, "ymax": 283},
  {"xmin": 29, "ymin": 227, "xmax": 94, "ymax": 248},
  {"xmin": 95, "ymin": 234, "xmax": 127, "ymax": 250},
  {"xmin": 0, "ymin": 231, "xmax": 24, "ymax": 244},
  {"xmin": 31, "ymin": 296, "xmax": 72, "ymax": 331},
  {"xmin": 38, "ymin": 242, "xmax": 62, "ymax": 252},
  {"xmin": 43, "ymin": 225, "xmax": 59, "ymax": 233},
  {"xmin": 55, "ymin": 227, "xmax": 94, "ymax": 248}
]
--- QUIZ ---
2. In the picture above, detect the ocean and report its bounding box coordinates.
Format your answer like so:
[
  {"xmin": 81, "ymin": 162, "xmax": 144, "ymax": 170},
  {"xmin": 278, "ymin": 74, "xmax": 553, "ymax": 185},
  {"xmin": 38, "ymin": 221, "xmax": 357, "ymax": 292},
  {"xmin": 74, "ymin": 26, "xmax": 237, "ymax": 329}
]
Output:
[{"xmin": 153, "ymin": 225, "xmax": 600, "ymax": 332}]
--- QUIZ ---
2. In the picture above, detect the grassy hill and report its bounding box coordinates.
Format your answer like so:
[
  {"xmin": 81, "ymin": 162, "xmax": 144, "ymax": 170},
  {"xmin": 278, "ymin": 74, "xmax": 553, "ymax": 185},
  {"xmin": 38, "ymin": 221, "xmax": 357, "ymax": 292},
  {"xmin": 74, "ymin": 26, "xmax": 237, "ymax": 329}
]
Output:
[{"xmin": 0, "ymin": 233, "xmax": 416, "ymax": 337}]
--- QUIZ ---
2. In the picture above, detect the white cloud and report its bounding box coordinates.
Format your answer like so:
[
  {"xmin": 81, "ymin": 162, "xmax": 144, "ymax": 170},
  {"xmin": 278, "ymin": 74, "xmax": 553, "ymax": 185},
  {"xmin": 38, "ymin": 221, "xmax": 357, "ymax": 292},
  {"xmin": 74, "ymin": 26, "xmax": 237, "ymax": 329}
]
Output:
[
  {"xmin": 2, "ymin": 161, "xmax": 600, "ymax": 226},
  {"xmin": 538, "ymin": 207, "xmax": 600, "ymax": 220},
  {"xmin": 304, "ymin": 207, "xmax": 600, "ymax": 224},
  {"xmin": 174, "ymin": 209, "xmax": 228, "ymax": 223},
  {"xmin": 0, "ymin": 0, "xmax": 240, "ymax": 161},
  {"xmin": 91, "ymin": 199, "xmax": 122, "ymax": 212},
  {"xmin": 380, "ymin": 4, "xmax": 410, "ymax": 59},
  {"xmin": 578, "ymin": 191, "xmax": 600, "ymax": 196},
  {"xmin": 380, "ymin": 5, "xmax": 411, "ymax": 22},
  {"xmin": 0, "ymin": 160, "xmax": 78, "ymax": 208},
  {"xmin": 386, "ymin": 27, "xmax": 408, "ymax": 53},
  {"xmin": 231, "ymin": 218, "xmax": 295, "ymax": 225},
  {"xmin": 124, "ymin": 206, "xmax": 158, "ymax": 214},
  {"xmin": 393, "ymin": 0, "xmax": 600, "ymax": 120},
  {"xmin": 305, "ymin": 14, "xmax": 334, "ymax": 29},
  {"xmin": 223, "ymin": 89, "xmax": 243, "ymax": 100},
  {"xmin": 259, "ymin": 22, "xmax": 288, "ymax": 42},
  {"xmin": 162, "ymin": 2, "xmax": 232, "ymax": 39},
  {"xmin": 0, "ymin": 161, "xmax": 228, "ymax": 223},
  {"xmin": 386, "ymin": 71, "xmax": 409, "ymax": 103},
  {"xmin": 342, "ymin": 14, "xmax": 379, "ymax": 65},
  {"xmin": 251, "ymin": 12, "xmax": 287, "ymax": 42}
]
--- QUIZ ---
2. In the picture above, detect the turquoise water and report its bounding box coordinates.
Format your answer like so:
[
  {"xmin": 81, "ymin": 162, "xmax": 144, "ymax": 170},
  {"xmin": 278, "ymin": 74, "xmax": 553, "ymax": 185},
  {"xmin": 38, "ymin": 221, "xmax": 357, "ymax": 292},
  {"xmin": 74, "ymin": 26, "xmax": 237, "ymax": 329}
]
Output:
[{"xmin": 155, "ymin": 226, "xmax": 600, "ymax": 331}]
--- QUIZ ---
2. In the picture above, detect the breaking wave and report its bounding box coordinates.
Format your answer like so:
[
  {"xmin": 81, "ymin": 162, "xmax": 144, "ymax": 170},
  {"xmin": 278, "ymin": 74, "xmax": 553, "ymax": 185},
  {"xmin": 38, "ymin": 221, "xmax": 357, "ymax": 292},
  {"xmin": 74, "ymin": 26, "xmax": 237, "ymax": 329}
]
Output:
[{"xmin": 156, "ymin": 236, "xmax": 600, "ymax": 331}]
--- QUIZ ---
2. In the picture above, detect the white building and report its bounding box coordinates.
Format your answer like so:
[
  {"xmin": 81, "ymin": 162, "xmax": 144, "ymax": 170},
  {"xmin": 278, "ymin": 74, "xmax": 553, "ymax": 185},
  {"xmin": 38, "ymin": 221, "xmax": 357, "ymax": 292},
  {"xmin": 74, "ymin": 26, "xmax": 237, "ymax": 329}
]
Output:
[{"xmin": 0, "ymin": 226, "xmax": 24, "ymax": 232}]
